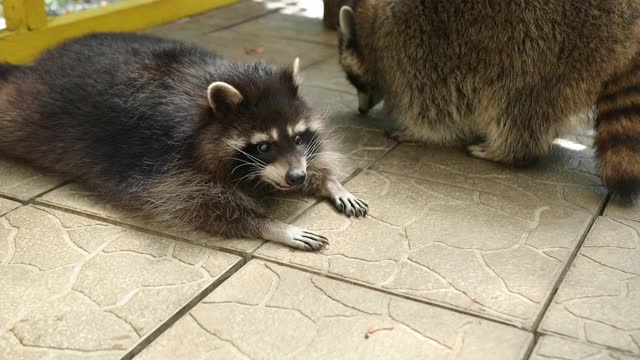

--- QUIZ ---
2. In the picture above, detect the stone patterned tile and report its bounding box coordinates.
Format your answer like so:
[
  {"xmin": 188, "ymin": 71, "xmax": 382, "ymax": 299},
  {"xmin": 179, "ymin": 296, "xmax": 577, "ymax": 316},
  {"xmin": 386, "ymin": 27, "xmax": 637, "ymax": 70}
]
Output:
[
  {"xmin": 135, "ymin": 260, "xmax": 532, "ymax": 360},
  {"xmin": 328, "ymin": 125, "xmax": 397, "ymax": 181},
  {"xmin": 191, "ymin": 28, "xmax": 335, "ymax": 67},
  {"xmin": 0, "ymin": 157, "xmax": 65, "ymax": 201},
  {"xmin": 540, "ymin": 216, "xmax": 640, "ymax": 355},
  {"xmin": 302, "ymin": 58, "xmax": 354, "ymax": 93},
  {"xmin": 0, "ymin": 205, "xmax": 242, "ymax": 359},
  {"xmin": 0, "ymin": 198, "xmax": 20, "ymax": 217},
  {"xmin": 36, "ymin": 183, "xmax": 316, "ymax": 253},
  {"xmin": 372, "ymin": 143, "xmax": 606, "ymax": 213},
  {"xmin": 530, "ymin": 336, "xmax": 640, "ymax": 360},
  {"xmin": 143, "ymin": 0, "xmax": 284, "ymax": 40},
  {"xmin": 255, "ymin": 168, "xmax": 598, "ymax": 327},
  {"xmin": 231, "ymin": 11, "xmax": 336, "ymax": 46},
  {"xmin": 604, "ymin": 201, "xmax": 640, "ymax": 223}
]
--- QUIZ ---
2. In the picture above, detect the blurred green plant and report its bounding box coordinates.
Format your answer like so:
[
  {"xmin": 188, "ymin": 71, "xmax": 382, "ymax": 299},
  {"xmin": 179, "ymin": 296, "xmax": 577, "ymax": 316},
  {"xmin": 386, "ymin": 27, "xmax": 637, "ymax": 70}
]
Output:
[{"xmin": 44, "ymin": 0, "xmax": 118, "ymax": 16}]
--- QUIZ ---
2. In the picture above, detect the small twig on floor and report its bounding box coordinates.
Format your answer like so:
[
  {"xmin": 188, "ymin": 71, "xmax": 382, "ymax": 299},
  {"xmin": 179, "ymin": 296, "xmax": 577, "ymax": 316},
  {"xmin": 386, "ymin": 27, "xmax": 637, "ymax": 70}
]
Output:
[
  {"xmin": 244, "ymin": 45, "xmax": 265, "ymax": 55},
  {"xmin": 364, "ymin": 326, "xmax": 394, "ymax": 339}
]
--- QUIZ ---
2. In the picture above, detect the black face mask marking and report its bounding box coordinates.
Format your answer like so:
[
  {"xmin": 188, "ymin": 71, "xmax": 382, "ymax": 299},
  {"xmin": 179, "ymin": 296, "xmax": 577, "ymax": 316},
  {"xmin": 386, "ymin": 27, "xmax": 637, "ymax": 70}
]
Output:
[{"xmin": 229, "ymin": 128, "xmax": 320, "ymax": 186}]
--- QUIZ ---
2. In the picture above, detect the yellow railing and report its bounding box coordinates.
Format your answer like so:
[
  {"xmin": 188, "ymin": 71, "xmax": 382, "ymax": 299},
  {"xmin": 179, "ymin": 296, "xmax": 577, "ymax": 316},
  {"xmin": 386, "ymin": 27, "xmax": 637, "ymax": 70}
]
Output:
[{"xmin": 0, "ymin": 0, "xmax": 237, "ymax": 63}]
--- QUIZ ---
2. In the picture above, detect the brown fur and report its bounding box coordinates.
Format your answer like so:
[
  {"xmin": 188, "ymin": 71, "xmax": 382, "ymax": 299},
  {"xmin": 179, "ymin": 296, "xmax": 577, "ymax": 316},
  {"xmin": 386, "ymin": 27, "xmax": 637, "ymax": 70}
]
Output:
[{"xmin": 338, "ymin": 0, "xmax": 640, "ymax": 199}]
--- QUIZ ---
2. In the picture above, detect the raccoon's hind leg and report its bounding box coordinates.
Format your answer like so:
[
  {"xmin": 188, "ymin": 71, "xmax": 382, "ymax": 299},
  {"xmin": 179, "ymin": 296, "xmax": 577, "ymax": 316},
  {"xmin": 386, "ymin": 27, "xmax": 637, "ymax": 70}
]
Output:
[{"xmin": 468, "ymin": 90, "xmax": 563, "ymax": 166}]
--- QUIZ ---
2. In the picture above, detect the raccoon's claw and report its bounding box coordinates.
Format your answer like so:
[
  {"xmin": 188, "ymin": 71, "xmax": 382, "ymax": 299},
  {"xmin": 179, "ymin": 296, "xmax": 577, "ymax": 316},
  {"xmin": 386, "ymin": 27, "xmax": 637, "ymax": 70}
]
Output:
[
  {"xmin": 334, "ymin": 194, "xmax": 369, "ymax": 218},
  {"xmin": 281, "ymin": 225, "xmax": 329, "ymax": 251}
]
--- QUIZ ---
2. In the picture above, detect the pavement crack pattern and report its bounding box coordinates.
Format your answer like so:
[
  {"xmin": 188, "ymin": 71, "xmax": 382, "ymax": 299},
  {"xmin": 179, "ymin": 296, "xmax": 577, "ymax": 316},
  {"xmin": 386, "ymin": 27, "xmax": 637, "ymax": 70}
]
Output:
[
  {"xmin": 255, "ymin": 144, "xmax": 603, "ymax": 327},
  {"xmin": 137, "ymin": 261, "xmax": 532, "ymax": 359},
  {"xmin": 188, "ymin": 313, "xmax": 254, "ymax": 360},
  {"xmin": 540, "ymin": 216, "xmax": 640, "ymax": 355},
  {"xmin": 0, "ymin": 205, "xmax": 241, "ymax": 359},
  {"xmin": 309, "ymin": 277, "xmax": 379, "ymax": 316}
]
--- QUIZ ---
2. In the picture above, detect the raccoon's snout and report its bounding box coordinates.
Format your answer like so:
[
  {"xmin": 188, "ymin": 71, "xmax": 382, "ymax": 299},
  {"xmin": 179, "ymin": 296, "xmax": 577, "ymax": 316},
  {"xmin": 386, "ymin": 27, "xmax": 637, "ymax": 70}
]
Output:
[{"xmin": 286, "ymin": 170, "xmax": 306, "ymax": 186}]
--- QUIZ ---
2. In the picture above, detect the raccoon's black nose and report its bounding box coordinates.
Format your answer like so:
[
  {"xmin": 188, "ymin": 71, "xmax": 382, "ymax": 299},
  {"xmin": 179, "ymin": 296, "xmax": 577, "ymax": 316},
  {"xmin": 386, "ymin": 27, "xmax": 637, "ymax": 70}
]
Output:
[{"xmin": 286, "ymin": 171, "xmax": 306, "ymax": 186}]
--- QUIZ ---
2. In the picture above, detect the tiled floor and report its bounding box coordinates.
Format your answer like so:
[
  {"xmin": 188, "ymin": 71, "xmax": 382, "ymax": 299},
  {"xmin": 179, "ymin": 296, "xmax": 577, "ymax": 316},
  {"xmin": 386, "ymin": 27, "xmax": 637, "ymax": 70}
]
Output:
[{"xmin": 1, "ymin": 0, "xmax": 639, "ymax": 359}]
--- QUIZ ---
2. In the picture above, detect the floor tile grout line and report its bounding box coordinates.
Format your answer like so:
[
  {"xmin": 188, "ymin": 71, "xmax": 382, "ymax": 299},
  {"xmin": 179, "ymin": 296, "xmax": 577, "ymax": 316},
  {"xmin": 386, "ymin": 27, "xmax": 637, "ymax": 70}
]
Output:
[
  {"xmin": 521, "ymin": 332, "xmax": 541, "ymax": 360},
  {"xmin": 0, "ymin": 176, "xmax": 73, "ymax": 206},
  {"xmin": 25, "ymin": 178, "xmax": 75, "ymax": 205},
  {"xmin": 199, "ymin": 4, "xmax": 339, "ymax": 47},
  {"xmin": 202, "ymin": 8, "xmax": 283, "ymax": 35},
  {"xmin": 252, "ymin": 255, "xmax": 532, "ymax": 332},
  {"xmin": 31, "ymin": 200, "xmax": 255, "ymax": 260},
  {"xmin": 534, "ymin": 330, "xmax": 640, "ymax": 357},
  {"xmin": 119, "ymin": 258, "xmax": 247, "ymax": 360},
  {"xmin": 0, "ymin": 193, "xmax": 26, "ymax": 205},
  {"xmin": 529, "ymin": 192, "xmax": 611, "ymax": 331}
]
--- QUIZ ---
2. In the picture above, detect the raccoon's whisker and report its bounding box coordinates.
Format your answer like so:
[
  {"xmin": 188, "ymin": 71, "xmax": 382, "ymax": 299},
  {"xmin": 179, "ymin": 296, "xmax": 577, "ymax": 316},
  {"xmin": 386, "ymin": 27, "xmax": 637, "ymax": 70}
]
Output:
[
  {"xmin": 231, "ymin": 162, "xmax": 257, "ymax": 175},
  {"xmin": 231, "ymin": 168, "xmax": 264, "ymax": 190},
  {"xmin": 230, "ymin": 146, "xmax": 266, "ymax": 166},
  {"xmin": 304, "ymin": 124, "xmax": 336, "ymax": 157},
  {"xmin": 304, "ymin": 132, "xmax": 322, "ymax": 157},
  {"xmin": 308, "ymin": 150, "xmax": 344, "ymax": 159},
  {"xmin": 309, "ymin": 126, "xmax": 337, "ymax": 150},
  {"xmin": 230, "ymin": 158, "xmax": 265, "ymax": 175},
  {"xmin": 306, "ymin": 133, "xmax": 330, "ymax": 157},
  {"xmin": 229, "ymin": 157, "xmax": 266, "ymax": 169},
  {"xmin": 252, "ymin": 177, "xmax": 270, "ymax": 190},
  {"xmin": 233, "ymin": 171, "xmax": 260, "ymax": 184},
  {"xmin": 307, "ymin": 151, "xmax": 345, "ymax": 165},
  {"xmin": 305, "ymin": 128, "xmax": 333, "ymax": 156}
]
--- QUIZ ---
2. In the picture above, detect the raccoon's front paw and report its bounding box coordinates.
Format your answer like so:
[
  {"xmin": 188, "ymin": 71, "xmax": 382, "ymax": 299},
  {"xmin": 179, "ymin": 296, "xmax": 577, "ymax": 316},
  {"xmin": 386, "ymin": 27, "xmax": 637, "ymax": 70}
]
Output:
[
  {"xmin": 333, "ymin": 192, "xmax": 369, "ymax": 218},
  {"xmin": 467, "ymin": 143, "xmax": 493, "ymax": 161},
  {"xmin": 281, "ymin": 225, "xmax": 329, "ymax": 251}
]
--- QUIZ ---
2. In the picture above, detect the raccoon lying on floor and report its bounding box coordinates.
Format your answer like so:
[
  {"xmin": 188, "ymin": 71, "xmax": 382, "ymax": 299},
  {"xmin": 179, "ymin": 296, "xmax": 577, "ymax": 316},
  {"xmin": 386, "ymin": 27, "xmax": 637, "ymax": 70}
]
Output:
[
  {"xmin": 337, "ymin": 0, "xmax": 640, "ymax": 200},
  {"xmin": 0, "ymin": 33, "xmax": 368, "ymax": 251}
]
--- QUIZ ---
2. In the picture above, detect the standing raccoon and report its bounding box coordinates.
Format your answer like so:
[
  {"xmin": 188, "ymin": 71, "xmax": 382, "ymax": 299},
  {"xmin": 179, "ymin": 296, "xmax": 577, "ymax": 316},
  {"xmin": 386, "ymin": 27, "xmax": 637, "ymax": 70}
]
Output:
[
  {"xmin": 337, "ymin": 0, "xmax": 640, "ymax": 200},
  {"xmin": 0, "ymin": 33, "xmax": 368, "ymax": 250}
]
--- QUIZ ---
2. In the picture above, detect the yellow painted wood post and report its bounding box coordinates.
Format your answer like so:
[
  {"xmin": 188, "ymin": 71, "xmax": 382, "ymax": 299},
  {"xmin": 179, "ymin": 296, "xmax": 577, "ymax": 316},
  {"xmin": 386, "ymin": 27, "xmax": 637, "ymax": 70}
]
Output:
[
  {"xmin": 0, "ymin": 0, "xmax": 238, "ymax": 63},
  {"xmin": 3, "ymin": 0, "xmax": 47, "ymax": 31}
]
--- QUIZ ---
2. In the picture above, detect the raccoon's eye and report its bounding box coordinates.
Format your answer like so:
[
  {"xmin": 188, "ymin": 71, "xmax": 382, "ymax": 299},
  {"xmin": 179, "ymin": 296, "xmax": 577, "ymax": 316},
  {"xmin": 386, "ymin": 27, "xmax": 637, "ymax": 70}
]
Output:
[
  {"xmin": 294, "ymin": 134, "xmax": 304, "ymax": 145},
  {"xmin": 257, "ymin": 142, "xmax": 272, "ymax": 153}
]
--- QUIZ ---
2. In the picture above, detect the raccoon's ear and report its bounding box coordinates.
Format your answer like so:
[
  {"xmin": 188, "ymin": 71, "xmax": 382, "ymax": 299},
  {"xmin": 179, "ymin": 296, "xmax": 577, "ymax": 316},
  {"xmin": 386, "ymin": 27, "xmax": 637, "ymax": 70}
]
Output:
[
  {"xmin": 207, "ymin": 82, "xmax": 243, "ymax": 112},
  {"xmin": 339, "ymin": 6, "xmax": 356, "ymax": 41},
  {"xmin": 292, "ymin": 57, "xmax": 302, "ymax": 85}
]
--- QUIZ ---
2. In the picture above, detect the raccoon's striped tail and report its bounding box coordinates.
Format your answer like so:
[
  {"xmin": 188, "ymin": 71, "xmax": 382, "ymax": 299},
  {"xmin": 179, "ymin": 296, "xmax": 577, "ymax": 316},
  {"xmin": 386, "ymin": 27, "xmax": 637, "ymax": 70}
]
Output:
[
  {"xmin": 595, "ymin": 56, "xmax": 640, "ymax": 201},
  {"xmin": 0, "ymin": 63, "xmax": 22, "ymax": 81}
]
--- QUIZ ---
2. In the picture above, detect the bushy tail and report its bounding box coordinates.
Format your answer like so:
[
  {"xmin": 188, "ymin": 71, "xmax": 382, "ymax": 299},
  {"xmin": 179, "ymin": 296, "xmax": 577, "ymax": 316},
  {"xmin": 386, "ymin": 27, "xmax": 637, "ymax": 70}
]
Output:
[
  {"xmin": 0, "ymin": 63, "xmax": 22, "ymax": 81},
  {"xmin": 595, "ymin": 56, "xmax": 640, "ymax": 201}
]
